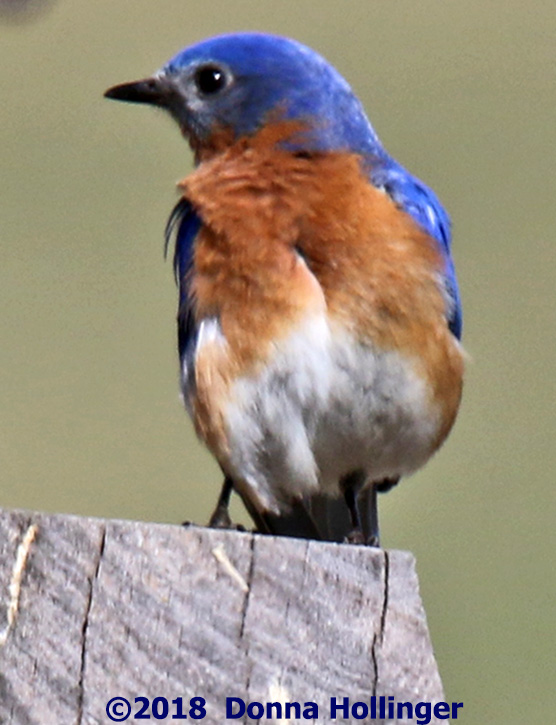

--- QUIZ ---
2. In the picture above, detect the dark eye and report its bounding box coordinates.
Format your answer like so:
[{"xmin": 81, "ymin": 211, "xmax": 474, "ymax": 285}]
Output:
[{"xmin": 194, "ymin": 65, "xmax": 228, "ymax": 95}]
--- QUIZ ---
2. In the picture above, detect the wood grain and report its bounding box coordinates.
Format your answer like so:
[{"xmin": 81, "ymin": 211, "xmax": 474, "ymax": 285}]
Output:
[{"xmin": 0, "ymin": 507, "xmax": 445, "ymax": 724}]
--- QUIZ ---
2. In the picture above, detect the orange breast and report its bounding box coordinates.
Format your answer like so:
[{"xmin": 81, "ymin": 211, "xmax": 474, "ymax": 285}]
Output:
[{"xmin": 179, "ymin": 121, "xmax": 463, "ymax": 450}]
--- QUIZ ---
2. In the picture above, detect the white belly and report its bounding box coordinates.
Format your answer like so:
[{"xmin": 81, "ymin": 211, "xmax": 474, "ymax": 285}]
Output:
[{"xmin": 217, "ymin": 314, "xmax": 441, "ymax": 514}]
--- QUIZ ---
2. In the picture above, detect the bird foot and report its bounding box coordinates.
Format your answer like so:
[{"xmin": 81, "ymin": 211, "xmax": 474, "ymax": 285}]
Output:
[
  {"xmin": 345, "ymin": 528, "xmax": 381, "ymax": 547},
  {"xmin": 208, "ymin": 506, "xmax": 245, "ymax": 532}
]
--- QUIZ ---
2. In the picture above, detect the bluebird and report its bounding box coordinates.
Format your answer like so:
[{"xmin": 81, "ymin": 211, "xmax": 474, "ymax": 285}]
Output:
[{"xmin": 105, "ymin": 32, "xmax": 464, "ymax": 545}]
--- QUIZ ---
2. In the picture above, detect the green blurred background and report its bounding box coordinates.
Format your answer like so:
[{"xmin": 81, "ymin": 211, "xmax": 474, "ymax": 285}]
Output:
[{"xmin": 1, "ymin": 1, "xmax": 554, "ymax": 721}]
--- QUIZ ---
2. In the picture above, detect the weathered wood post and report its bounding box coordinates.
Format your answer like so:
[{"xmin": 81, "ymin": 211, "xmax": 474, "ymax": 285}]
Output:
[{"xmin": 0, "ymin": 507, "xmax": 451, "ymax": 724}]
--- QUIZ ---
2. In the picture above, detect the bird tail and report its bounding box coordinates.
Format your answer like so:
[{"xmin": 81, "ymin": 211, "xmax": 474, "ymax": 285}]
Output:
[{"xmin": 305, "ymin": 494, "xmax": 351, "ymax": 542}]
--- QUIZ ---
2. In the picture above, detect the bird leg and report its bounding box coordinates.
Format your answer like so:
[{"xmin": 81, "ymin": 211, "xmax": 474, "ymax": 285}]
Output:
[
  {"xmin": 208, "ymin": 476, "xmax": 241, "ymax": 529},
  {"xmin": 341, "ymin": 472, "xmax": 381, "ymax": 546},
  {"xmin": 356, "ymin": 484, "xmax": 380, "ymax": 547}
]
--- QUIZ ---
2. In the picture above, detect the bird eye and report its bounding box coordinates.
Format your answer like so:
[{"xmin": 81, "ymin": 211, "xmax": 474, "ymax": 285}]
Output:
[{"xmin": 194, "ymin": 64, "xmax": 229, "ymax": 95}]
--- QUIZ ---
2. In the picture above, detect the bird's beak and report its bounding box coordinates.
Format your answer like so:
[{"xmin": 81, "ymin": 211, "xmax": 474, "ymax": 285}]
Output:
[{"xmin": 104, "ymin": 75, "xmax": 175, "ymax": 108}]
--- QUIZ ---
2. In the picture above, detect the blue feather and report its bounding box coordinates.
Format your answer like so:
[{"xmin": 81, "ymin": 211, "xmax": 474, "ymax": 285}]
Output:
[
  {"xmin": 370, "ymin": 158, "xmax": 462, "ymax": 339},
  {"xmin": 165, "ymin": 198, "xmax": 201, "ymax": 362}
]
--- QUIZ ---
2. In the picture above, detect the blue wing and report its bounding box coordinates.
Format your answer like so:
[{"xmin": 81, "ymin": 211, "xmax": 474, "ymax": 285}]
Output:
[
  {"xmin": 165, "ymin": 198, "xmax": 202, "ymax": 366},
  {"xmin": 370, "ymin": 159, "xmax": 462, "ymax": 339}
]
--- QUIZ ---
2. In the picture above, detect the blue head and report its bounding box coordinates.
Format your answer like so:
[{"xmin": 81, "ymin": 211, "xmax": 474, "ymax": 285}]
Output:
[{"xmin": 105, "ymin": 32, "xmax": 384, "ymax": 158}]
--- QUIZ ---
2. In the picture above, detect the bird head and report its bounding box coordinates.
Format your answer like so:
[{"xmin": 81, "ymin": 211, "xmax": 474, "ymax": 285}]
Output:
[{"xmin": 105, "ymin": 32, "xmax": 383, "ymax": 161}]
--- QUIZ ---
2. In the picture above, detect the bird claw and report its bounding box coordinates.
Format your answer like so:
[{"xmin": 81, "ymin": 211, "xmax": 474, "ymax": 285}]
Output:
[
  {"xmin": 345, "ymin": 528, "xmax": 381, "ymax": 547},
  {"xmin": 208, "ymin": 506, "xmax": 245, "ymax": 532}
]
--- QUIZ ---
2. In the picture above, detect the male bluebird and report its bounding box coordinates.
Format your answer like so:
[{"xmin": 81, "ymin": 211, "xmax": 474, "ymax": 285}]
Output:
[{"xmin": 105, "ymin": 32, "xmax": 464, "ymax": 545}]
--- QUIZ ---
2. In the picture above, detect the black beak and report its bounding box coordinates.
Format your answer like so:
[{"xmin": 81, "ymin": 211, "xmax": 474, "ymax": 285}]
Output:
[{"xmin": 104, "ymin": 76, "xmax": 174, "ymax": 108}]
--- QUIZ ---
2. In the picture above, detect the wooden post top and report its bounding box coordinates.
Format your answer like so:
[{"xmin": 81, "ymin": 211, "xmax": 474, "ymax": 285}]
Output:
[{"xmin": 0, "ymin": 507, "xmax": 446, "ymax": 724}]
